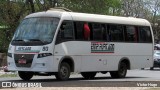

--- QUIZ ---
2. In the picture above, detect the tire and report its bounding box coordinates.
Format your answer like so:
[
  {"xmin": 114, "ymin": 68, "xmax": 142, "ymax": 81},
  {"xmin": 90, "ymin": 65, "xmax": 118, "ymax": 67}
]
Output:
[
  {"xmin": 18, "ymin": 71, "xmax": 33, "ymax": 81},
  {"xmin": 55, "ymin": 62, "xmax": 71, "ymax": 81},
  {"xmin": 110, "ymin": 62, "xmax": 127, "ymax": 78},
  {"xmin": 81, "ymin": 72, "xmax": 97, "ymax": 79},
  {"xmin": 150, "ymin": 67, "xmax": 154, "ymax": 70}
]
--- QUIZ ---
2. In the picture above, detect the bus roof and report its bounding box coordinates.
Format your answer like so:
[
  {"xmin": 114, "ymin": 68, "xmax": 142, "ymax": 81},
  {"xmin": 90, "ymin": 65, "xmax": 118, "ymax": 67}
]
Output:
[
  {"xmin": 25, "ymin": 10, "xmax": 151, "ymax": 26},
  {"xmin": 69, "ymin": 12, "xmax": 150, "ymax": 26}
]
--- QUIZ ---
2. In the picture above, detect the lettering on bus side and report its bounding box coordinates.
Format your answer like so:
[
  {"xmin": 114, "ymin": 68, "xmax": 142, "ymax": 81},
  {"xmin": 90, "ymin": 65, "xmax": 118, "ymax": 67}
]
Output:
[{"xmin": 91, "ymin": 42, "xmax": 115, "ymax": 53}]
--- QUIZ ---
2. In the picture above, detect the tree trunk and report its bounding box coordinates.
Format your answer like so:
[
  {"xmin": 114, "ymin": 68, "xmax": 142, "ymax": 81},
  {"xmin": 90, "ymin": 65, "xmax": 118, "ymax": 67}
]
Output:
[
  {"xmin": 28, "ymin": 0, "xmax": 35, "ymax": 13},
  {"xmin": 0, "ymin": 53, "xmax": 6, "ymax": 67}
]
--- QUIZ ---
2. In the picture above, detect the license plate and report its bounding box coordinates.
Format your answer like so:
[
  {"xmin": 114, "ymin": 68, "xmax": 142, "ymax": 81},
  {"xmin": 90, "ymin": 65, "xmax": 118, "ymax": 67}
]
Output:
[{"xmin": 18, "ymin": 59, "xmax": 26, "ymax": 64}]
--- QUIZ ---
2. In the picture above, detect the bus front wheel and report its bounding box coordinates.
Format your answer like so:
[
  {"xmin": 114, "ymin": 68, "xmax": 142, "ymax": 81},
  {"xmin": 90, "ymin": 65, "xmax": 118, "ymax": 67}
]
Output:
[
  {"xmin": 110, "ymin": 62, "xmax": 127, "ymax": 78},
  {"xmin": 81, "ymin": 72, "xmax": 97, "ymax": 79},
  {"xmin": 18, "ymin": 71, "xmax": 33, "ymax": 81},
  {"xmin": 55, "ymin": 62, "xmax": 71, "ymax": 81}
]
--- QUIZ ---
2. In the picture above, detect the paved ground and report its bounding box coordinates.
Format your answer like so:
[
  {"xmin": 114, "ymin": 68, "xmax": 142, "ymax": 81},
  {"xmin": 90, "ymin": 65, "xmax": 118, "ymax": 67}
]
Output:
[
  {"xmin": 0, "ymin": 69, "xmax": 160, "ymax": 90},
  {"xmin": 1, "ymin": 69, "xmax": 160, "ymax": 81}
]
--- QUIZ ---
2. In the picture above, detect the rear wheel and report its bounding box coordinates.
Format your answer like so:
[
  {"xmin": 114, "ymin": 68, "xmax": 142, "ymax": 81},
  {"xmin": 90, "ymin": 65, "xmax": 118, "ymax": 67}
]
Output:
[
  {"xmin": 18, "ymin": 71, "xmax": 33, "ymax": 81},
  {"xmin": 55, "ymin": 62, "xmax": 71, "ymax": 81},
  {"xmin": 81, "ymin": 72, "xmax": 97, "ymax": 79},
  {"xmin": 110, "ymin": 62, "xmax": 127, "ymax": 78}
]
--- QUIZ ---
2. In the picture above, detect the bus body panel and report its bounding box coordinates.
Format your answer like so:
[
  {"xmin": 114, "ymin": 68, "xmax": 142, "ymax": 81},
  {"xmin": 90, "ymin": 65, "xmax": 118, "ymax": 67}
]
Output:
[{"xmin": 54, "ymin": 41, "xmax": 153, "ymax": 72}]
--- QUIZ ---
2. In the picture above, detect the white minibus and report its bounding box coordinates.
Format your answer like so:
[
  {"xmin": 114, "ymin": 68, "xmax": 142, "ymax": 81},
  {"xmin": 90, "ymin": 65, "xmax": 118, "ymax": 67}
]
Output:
[{"xmin": 7, "ymin": 8, "xmax": 154, "ymax": 80}]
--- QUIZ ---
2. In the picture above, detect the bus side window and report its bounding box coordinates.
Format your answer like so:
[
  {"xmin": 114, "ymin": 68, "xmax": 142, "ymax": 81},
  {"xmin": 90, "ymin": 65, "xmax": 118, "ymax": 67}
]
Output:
[
  {"xmin": 125, "ymin": 26, "xmax": 138, "ymax": 42},
  {"xmin": 139, "ymin": 26, "xmax": 152, "ymax": 43},
  {"xmin": 92, "ymin": 23, "xmax": 104, "ymax": 41},
  {"xmin": 108, "ymin": 24, "xmax": 124, "ymax": 42},
  {"xmin": 56, "ymin": 21, "xmax": 74, "ymax": 44},
  {"xmin": 74, "ymin": 21, "xmax": 84, "ymax": 40}
]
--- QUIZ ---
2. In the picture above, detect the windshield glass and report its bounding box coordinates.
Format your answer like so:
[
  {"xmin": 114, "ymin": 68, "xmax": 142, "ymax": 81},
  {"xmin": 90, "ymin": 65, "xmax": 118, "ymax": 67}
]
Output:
[{"xmin": 12, "ymin": 17, "xmax": 59, "ymax": 45}]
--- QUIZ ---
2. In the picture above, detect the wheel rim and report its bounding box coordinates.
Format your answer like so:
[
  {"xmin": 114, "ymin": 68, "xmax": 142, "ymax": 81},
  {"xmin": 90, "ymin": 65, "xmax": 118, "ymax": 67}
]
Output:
[{"xmin": 60, "ymin": 66, "xmax": 68, "ymax": 78}]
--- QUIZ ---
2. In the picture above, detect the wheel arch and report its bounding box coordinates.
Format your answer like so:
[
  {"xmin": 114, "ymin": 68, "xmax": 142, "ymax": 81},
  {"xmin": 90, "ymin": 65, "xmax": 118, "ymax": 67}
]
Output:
[
  {"xmin": 58, "ymin": 56, "xmax": 75, "ymax": 72},
  {"xmin": 119, "ymin": 57, "xmax": 131, "ymax": 70}
]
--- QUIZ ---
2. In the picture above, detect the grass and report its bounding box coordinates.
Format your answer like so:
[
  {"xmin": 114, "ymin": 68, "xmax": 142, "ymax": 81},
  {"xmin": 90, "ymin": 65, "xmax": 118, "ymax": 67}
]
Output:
[{"xmin": 0, "ymin": 72, "xmax": 17, "ymax": 78}]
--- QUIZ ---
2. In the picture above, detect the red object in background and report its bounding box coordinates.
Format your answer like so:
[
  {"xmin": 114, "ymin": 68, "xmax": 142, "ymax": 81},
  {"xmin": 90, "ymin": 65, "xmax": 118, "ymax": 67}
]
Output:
[{"xmin": 84, "ymin": 23, "xmax": 90, "ymax": 40}]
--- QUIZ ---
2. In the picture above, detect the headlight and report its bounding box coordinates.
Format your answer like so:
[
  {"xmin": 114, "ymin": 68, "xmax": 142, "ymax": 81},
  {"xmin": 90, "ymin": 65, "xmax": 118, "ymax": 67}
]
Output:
[
  {"xmin": 7, "ymin": 53, "xmax": 12, "ymax": 58},
  {"xmin": 37, "ymin": 53, "xmax": 52, "ymax": 58}
]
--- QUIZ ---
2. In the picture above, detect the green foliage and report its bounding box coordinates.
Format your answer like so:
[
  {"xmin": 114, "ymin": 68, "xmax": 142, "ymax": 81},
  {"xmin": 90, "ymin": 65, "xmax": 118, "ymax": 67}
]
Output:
[
  {"xmin": 0, "ymin": 29, "xmax": 7, "ymax": 53},
  {"xmin": 58, "ymin": 0, "xmax": 121, "ymax": 15},
  {"xmin": 0, "ymin": 73, "xmax": 17, "ymax": 78},
  {"xmin": 0, "ymin": 1, "xmax": 25, "ymax": 53}
]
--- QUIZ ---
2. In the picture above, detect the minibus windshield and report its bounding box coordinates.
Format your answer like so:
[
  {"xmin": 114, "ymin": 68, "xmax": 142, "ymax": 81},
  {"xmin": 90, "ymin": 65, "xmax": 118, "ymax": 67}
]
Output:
[{"xmin": 12, "ymin": 17, "xmax": 59, "ymax": 45}]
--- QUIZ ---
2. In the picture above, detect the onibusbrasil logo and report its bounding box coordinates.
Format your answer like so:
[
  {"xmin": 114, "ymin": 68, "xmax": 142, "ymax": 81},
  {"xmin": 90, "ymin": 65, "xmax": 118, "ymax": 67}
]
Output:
[{"xmin": 2, "ymin": 82, "xmax": 42, "ymax": 88}]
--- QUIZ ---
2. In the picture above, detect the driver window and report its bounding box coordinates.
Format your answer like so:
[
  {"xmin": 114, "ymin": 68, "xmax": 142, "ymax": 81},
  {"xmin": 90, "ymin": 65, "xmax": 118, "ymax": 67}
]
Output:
[{"xmin": 56, "ymin": 21, "xmax": 74, "ymax": 44}]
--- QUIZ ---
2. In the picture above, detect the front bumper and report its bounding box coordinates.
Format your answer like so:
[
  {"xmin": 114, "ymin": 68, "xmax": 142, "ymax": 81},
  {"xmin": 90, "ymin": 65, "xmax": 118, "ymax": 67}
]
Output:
[{"xmin": 7, "ymin": 55, "xmax": 56, "ymax": 72}]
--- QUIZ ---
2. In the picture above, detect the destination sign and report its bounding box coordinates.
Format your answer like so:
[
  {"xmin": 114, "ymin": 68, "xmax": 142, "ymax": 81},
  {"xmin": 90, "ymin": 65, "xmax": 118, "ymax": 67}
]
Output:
[{"xmin": 91, "ymin": 42, "xmax": 115, "ymax": 53}]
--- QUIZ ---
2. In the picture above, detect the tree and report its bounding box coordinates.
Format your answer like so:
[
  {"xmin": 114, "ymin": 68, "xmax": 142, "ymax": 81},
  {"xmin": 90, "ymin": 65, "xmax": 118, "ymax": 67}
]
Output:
[
  {"xmin": 144, "ymin": 0, "xmax": 160, "ymax": 40},
  {"xmin": 55, "ymin": 0, "xmax": 121, "ymax": 15},
  {"xmin": 27, "ymin": 0, "xmax": 35, "ymax": 13},
  {"xmin": 121, "ymin": 0, "xmax": 151, "ymax": 18},
  {"xmin": 0, "ymin": 0, "xmax": 31, "ymax": 52},
  {"xmin": 35, "ymin": 0, "xmax": 58, "ymax": 11}
]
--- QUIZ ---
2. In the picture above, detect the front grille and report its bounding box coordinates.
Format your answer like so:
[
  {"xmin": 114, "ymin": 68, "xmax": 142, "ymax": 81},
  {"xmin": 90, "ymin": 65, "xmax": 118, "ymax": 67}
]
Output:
[{"xmin": 14, "ymin": 54, "xmax": 35, "ymax": 67}]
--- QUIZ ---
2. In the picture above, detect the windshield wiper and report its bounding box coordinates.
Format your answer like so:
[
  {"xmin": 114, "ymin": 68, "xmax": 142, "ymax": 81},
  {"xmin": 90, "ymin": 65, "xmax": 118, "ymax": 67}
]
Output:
[
  {"xmin": 28, "ymin": 39, "xmax": 41, "ymax": 41},
  {"xmin": 12, "ymin": 39, "xmax": 23, "ymax": 41},
  {"xmin": 13, "ymin": 39, "xmax": 46, "ymax": 44},
  {"xmin": 27, "ymin": 39, "xmax": 45, "ymax": 44}
]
